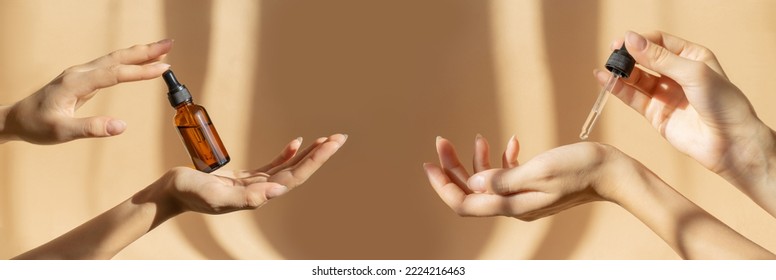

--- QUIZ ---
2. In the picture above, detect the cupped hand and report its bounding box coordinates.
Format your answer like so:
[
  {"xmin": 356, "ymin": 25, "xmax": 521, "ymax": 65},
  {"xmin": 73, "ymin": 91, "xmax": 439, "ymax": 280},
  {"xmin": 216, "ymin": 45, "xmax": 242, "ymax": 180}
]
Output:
[
  {"xmin": 165, "ymin": 134, "xmax": 347, "ymax": 215},
  {"xmin": 2, "ymin": 39, "xmax": 173, "ymax": 144},
  {"xmin": 423, "ymin": 135, "xmax": 618, "ymax": 221}
]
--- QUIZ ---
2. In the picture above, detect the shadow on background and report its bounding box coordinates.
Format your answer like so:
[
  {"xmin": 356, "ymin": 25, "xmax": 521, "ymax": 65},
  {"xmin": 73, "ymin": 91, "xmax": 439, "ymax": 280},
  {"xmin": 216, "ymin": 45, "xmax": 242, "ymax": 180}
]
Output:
[
  {"xmin": 529, "ymin": 0, "xmax": 599, "ymax": 259},
  {"xmin": 250, "ymin": 0, "xmax": 499, "ymax": 259},
  {"xmin": 158, "ymin": 0, "xmax": 600, "ymax": 259}
]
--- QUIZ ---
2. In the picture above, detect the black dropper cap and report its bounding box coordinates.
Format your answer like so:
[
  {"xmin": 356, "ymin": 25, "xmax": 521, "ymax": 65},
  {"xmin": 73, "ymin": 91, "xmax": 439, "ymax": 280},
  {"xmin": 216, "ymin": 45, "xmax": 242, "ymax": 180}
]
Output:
[
  {"xmin": 163, "ymin": 70, "xmax": 193, "ymax": 107},
  {"xmin": 605, "ymin": 44, "xmax": 635, "ymax": 78}
]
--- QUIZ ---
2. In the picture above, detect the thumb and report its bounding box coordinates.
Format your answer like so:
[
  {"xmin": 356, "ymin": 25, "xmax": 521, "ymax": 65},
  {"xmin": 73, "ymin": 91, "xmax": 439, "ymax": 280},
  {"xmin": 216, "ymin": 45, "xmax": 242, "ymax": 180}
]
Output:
[
  {"xmin": 623, "ymin": 31, "xmax": 700, "ymax": 85},
  {"xmin": 468, "ymin": 168, "xmax": 523, "ymax": 195},
  {"xmin": 66, "ymin": 116, "xmax": 127, "ymax": 139}
]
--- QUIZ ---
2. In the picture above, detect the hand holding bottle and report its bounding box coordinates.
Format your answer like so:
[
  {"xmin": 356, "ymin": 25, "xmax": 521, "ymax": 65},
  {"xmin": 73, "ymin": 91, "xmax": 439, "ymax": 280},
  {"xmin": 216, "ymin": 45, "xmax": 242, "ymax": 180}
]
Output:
[{"xmin": 0, "ymin": 39, "xmax": 173, "ymax": 144}]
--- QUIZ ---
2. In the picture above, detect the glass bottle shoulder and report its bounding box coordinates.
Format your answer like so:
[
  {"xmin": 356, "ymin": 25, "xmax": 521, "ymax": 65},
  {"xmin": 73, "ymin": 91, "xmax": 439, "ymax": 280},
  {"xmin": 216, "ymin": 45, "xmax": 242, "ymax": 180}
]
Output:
[{"xmin": 173, "ymin": 102, "xmax": 211, "ymax": 127}]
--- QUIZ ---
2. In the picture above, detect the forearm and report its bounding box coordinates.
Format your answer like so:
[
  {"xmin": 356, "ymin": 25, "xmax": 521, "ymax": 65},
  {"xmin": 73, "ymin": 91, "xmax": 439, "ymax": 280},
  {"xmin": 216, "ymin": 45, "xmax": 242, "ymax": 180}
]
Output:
[
  {"xmin": 12, "ymin": 176, "xmax": 182, "ymax": 259},
  {"xmin": 604, "ymin": 156, "xmax": 775, "ymax": 259}
]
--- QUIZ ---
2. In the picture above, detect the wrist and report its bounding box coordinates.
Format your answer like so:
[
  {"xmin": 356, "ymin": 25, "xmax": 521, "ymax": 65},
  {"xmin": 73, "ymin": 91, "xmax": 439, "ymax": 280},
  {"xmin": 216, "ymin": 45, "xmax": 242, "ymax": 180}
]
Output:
[
  {"xmin": 132, "ymin": 171, "xmax": 185, "ymax": 229},
  {"xmin": 592, "ymin": 144, "xmax": 644, "ymax": 205},
  {"xmin": 715, "ymin": 120, "xmax": 776, "ymax": 215},
  {"xmin": 740, "ymin": 123, "xmax": 776, "ymax": 215}
]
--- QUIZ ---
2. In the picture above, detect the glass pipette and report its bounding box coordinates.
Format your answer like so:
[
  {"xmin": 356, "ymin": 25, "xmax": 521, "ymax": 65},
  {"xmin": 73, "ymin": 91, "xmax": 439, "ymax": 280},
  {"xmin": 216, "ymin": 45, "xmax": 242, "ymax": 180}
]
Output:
[
  {"xmin": 579, "ymin": 44, "xmax": 635, "ymax": 140},
  {"xmin": 579, "ymin": 73, "xmax": 619, "ymax": 140}
]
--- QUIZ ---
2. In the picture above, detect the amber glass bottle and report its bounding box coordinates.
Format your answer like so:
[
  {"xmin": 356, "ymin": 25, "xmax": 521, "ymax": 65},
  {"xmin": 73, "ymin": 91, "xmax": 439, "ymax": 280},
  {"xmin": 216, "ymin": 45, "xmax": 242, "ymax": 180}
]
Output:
[{"xmin": 163, "ymin": 70, "xmax": 230, "ymax": 173}]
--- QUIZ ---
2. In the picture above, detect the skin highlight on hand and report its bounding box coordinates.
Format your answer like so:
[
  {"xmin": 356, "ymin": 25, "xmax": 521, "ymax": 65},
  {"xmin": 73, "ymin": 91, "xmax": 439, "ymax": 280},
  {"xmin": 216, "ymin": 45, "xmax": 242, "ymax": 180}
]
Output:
[{"xmin": 594, "ymin": 30, "xmax": 776, "ymax": 217}]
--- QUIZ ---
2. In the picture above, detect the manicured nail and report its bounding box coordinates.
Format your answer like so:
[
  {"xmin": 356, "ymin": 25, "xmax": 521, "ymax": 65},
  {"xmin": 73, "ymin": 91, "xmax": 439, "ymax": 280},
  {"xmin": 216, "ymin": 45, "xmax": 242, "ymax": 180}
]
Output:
[
  {"xmin": 266, "ymin": 185, "xmax": 289, "ymax": 199},
  {"xmin": 155, "ymin": 63, "xmax": 171, "ymax": 70},
  {"xmin": 343, "ymin": 134, "xmax": 349, "ymax": 140},
  {"xmin": 475, "ymin": 133, "xmax": 483, "ymax": 140},
  {"xmin": 155, "ymin": 38, "xmax": 173, "ymax": 45},
  {"xmin": 106, "ymin": 119, "xmax": 127, "ymax": 135},
  {"xmin": 610, "ymin": 39, "xmax": 620, "ymax": 50},
  {"xmin": 625, "ymin": 31, "xmax": 647, "ymax": 51},
  {"xmin": 292, "ymin": 137, "xmax": 303, "ymax": 148},
  {"xmin": 469, "ymin": 174, "xmax": 486, "ymax": 193}
]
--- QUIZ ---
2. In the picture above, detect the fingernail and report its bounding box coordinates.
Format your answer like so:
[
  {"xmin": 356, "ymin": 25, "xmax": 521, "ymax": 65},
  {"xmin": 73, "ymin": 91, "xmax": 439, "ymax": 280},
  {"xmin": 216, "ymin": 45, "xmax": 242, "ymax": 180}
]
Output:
[
  {"xmin": 469, "ymin": 174, "xmax": 486, "ymax": 193},
  {"xmin": 293, "ymin": 137, "xmax": 303, "ymax": 148},
  {"xmin": 106, "ymin": 119, "xmax": 127, "ymax": 135},
  {"xmin": 343, "ymin": 134, "xmax": 349, "ymax": 140},
  {"xmin": 155, "ymin": 38, "xmax": 173, "ymax": 45},
  {"xmin": 156, "ymin": 63, "xmax": 171, "ymax": 70},
  {"xmin": 266, "ymin": 185, "xmax": 289, "ymax": 199},
  {"xmin": 625, "ymin": 31, "xmax": 647, "ymax": 51},
  {"xmin": 475, "ymin": 133, "xmax": 483, "ymax": 140}
]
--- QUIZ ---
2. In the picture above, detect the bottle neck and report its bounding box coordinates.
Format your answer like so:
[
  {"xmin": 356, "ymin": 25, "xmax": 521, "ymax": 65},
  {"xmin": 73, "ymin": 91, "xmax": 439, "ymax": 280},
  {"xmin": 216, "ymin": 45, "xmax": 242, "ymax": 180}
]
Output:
[
  {"xmin": 167, "ymin": 84, "xmax": 194, "ymax": 108},
  {"xmin": 173, "ymin": 99, "xmax": 194, "ymax": 110}
]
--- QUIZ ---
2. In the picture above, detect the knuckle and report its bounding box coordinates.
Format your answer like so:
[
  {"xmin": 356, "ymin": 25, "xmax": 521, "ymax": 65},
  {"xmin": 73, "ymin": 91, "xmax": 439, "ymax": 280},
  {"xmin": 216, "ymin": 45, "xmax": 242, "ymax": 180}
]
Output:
[
  {"xmin": 453, "ymin": 207, "xmax": 472, "ymax": 217},
  {"xmin": 50, "ymin": 123, "xmax": 72, "ymax": 141},
  {"xmin": 107, "ymin": 50, "xmax": 123, "ymax": 62},
  {"xmin": 651, "ymin": 47, "xmax": 673, "ymax": 68},
  {"xmin": 59, "ymin": 71, "xmax": 81, "ymax": 89},
  {"xmin": 496, "ymin": 175, "xmax": 512, "ymax": 194},
  {"xmin": 81, "ymin": 119, "xmax": 104, "ymax": 137},
  {"xmin": 168, "ymin": 166, "xmax": 189, "ymax": 177},
  {"xmin": 695, "ymin": 46, "xmax": 717, "ymax": 62},
  {"xmin": 129, "ymin": 43, "xmax": 146, "ymax": 51},
  {"xmin": 687, "ymin": 61, "xmax": 716, "ymax": 83},
  {"xmin": 243, "ymin": 194, "xmax": 266, "ymax": 209},
  {"xmin": 62, "ymin": 65, "xmax": 80, "ymax": 75}
]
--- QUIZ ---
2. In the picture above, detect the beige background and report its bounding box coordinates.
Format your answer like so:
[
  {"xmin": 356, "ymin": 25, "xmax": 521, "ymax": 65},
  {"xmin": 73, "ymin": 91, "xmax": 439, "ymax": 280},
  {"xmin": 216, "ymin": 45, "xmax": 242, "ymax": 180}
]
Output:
[{"xmin": 1, "ymin": 0, "xmax": 775, "ymax": 259}]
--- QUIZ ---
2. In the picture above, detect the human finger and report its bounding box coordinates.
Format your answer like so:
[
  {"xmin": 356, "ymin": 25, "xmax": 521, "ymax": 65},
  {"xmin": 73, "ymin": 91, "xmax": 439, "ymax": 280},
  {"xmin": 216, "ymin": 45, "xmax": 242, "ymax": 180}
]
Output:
[
  {"xmin": 638, "ymin": 31, "xmax": 726, "ymax": 77},
  {"xmin": 85, "ymin": 39, "xmax": 174, "ymax": 68},
  {"xmin": 268, "ymin": 134, "xmax": 347, "ymax": 187},
  {"xmin": 205, "ymin": 181, "xmax": 288, "ymax": 213},
  {"xmin": 74, "ymin": 63, "xmax": 171, "ymax": 95},
  {"xmin": 252, "ymin": 137, "xmax": 303, "ymax": 174},
  {"xmin": 473, "ymin": 134, "xmax": 492, "ymax": 173},
  {"xmin": 58, "ymin": 116, "xmax": 127, "ymax": 140},
  {"xmin": 436, "ymin": 136, "xmax": 472, "ymax": 193},
  {"xmin": 265, "ymin": 136, "xmax": 327, "ymax": 174},
  {"xmin": 501, "ymin": 135, "xmax": 520, "ymax": 168},
  {"xmin": 425, "ymin": 163, "xmax": 515, "ymax": 217},
  {"xmin": 623, "ymin": 31, "xmax": 714, "ymax": 86}
]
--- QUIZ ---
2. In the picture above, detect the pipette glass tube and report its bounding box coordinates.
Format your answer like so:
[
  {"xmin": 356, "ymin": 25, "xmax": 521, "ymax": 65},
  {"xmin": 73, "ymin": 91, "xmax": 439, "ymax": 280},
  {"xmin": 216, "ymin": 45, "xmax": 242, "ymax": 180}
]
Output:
[
  {"xmin": 579, "ymin": 73, "xmax": 619, "ymax": 140},
  {"xmin": 579, "ymin": 43, "xmax": 635, "ymax": 140}
]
